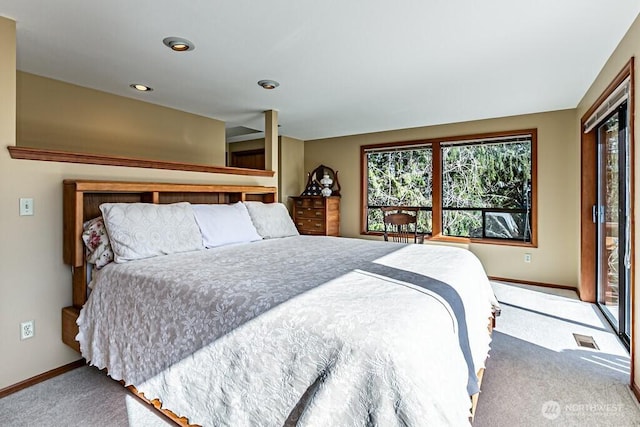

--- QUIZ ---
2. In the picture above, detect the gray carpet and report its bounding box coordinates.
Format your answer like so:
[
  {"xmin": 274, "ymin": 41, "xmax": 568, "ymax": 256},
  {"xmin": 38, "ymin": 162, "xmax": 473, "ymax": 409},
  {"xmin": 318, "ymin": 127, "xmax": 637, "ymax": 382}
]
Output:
[
  {"xmin": 474, "ymin": 282, "xmax": 640, "ymax": 426},
  {"xmin": 0, "ymin": 367, "xmax": 170, "ymax": 426},
  {"xmin": 0, "ymin": 282, "xmax": 638, "ymax": 426}
]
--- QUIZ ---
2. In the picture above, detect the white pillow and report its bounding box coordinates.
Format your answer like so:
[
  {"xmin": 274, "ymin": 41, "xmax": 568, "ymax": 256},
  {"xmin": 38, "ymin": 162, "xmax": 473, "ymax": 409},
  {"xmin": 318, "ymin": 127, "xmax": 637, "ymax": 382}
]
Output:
[
  {"xmin": 244, "ymin": 201, "xmax": 299, "ymax": 239},
  {"xmin": 192, "ymin": 202, "xmax": 262, "ymax": 248},
  {"xmin": 100, "ymin": 202, "xmax": 204, "ymax": 263}
]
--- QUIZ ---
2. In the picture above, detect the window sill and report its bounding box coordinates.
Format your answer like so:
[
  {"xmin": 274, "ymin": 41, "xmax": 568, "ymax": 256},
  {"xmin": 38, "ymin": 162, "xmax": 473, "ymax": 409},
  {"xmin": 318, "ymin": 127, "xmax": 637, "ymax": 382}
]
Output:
[
  {"xmin": 438, "ymin": 234, "xmax": 536, "ymax": 248},
  {"xmin": 7, "ymin": 146, "xmax": 275, "ymax": 177},
  {"xmin": 361, "ymin": 231, "xmax": 537, "ymax": 248},
  {"xmin": 467, "ymin": 237, "xmax": 536, "ymax": 248}
]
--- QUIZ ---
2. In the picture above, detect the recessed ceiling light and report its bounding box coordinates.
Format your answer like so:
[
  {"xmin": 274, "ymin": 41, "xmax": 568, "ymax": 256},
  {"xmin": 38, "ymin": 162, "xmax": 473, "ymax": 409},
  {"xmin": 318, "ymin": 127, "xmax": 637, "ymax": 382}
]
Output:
[
  {"xmin": 163, "ymin": 37, "xmax": 194, "ymax": 52},
  {"xmin": 130, "ymin": 83, "xmax": 153, "ymax": 92},
  {"xmin": 258, "ymin": 80, "xmax": 280, "ymax": 90}
]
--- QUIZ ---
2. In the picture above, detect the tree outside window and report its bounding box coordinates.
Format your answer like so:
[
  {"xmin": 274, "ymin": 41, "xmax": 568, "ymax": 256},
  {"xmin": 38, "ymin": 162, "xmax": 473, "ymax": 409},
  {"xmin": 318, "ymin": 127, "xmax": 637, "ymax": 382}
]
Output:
[{"xmin": 362, "ymin": 130, "xmax": 536, "ymax": 245}]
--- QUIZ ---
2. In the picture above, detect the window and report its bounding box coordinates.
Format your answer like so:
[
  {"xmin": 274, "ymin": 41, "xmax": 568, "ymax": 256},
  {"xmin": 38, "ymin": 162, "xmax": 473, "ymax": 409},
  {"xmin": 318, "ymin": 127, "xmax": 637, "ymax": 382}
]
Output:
[
  {"xmin": 362, "ymin": 130, "xmax": 537, "ymax": 246},
  {"xmin": 365, "ymin": 147, "xmax": 433, "ymax": 234},
  {"xmin": 441, "ymin": 137, "xmax": 532, "ymax": 240}
]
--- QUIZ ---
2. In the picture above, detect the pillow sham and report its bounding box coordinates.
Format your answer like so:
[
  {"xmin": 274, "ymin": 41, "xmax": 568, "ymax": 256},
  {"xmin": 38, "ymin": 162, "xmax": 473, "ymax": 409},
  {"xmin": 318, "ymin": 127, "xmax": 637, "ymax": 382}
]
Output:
[
  {"xmin": 81, "ymin": 216, "xmax": 114, "ymax": 269},
  {"xmin": 192, "ymin": 202, "xmax": 262, "ymax": 248},
  {"xmin": 99, "ymin": 202, "xmax": 204, "ymax": 263},
  {"xmin": 243, "ymin": 201, "xmax": 299, "ymax": 239}
]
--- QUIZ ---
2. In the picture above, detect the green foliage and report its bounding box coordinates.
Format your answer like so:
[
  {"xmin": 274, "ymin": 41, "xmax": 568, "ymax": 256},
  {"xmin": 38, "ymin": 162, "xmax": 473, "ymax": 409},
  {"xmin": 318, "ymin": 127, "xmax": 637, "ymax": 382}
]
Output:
[
  {"xmin": 442, "ymin": 142, "xmax": 530, "ymax": 209},
  {"xmin": 367, "ymin": 149, "xmax": 432, "ymax": 206},
  {"xmin": 367, "ymin": 149, "xmax": 432, "ymax": 232},
  {"xmin": 366, "ymin": 140, "xmax": 532, "ymax": 240},
  {"xmin": 442, "ymin": 141, "xmax": 531, "ymax": 237}
]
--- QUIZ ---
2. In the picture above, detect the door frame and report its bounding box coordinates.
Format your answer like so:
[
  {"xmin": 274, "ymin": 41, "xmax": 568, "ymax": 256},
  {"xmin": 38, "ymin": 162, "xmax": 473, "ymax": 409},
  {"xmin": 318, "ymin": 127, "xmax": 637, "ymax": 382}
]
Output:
[
  {"xmin": 595, "ymin": 103, "xmax": 630, "ymax": 344},
  {"xmin": 580, "ymin": 57, "xmax": 635, "ymax": 383}
]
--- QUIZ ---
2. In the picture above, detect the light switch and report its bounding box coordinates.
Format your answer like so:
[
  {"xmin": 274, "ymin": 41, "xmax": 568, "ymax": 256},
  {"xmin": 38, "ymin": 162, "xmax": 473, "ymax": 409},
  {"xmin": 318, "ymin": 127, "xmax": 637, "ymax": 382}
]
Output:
[{"xmin": 19, "ymin": 198, "xmax": 34, "ymax": 216}]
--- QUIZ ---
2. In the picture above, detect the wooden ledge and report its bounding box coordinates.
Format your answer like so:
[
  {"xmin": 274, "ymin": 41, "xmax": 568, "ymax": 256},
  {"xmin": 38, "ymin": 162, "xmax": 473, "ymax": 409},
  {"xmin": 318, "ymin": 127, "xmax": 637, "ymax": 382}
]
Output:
[{"xmin": 7, "ymin": 146, "xmax": 275, "ymax": 177}]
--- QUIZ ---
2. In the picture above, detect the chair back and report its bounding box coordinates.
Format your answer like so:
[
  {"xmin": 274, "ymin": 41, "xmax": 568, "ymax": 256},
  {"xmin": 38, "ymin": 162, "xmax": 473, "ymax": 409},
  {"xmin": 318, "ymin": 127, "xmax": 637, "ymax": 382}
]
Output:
[{"xmin": 381, "ymin": 206, "xmax": 423, "ymax": 243}]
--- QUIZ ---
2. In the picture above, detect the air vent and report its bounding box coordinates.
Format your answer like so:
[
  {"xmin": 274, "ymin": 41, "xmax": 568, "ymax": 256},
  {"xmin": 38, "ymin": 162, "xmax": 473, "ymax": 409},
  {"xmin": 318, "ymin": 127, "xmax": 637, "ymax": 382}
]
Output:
[{"xmin": 573, "ymin": 333, "xmax": 599, "ymax": 350}]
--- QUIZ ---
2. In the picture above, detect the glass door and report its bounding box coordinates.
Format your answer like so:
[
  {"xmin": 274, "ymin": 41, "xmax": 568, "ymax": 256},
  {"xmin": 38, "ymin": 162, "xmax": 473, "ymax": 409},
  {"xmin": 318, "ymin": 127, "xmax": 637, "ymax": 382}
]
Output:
[{"xmin": 596, "ymin": 102, "xmax": 630, "ymax": 347}]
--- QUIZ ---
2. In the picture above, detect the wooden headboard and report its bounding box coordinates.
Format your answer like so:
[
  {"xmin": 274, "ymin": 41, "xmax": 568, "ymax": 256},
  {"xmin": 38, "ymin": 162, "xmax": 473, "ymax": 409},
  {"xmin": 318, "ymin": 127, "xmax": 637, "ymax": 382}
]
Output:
[{"xmin": 62, "ymin": 180, "xmax": 278, "ymax": 309}]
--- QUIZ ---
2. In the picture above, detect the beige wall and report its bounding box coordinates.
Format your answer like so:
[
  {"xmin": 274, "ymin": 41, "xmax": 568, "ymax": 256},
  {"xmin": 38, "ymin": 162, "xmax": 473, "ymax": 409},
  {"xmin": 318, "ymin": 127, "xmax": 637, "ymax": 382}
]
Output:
[
  {"xmin": 227, "ymin": 138, "xmax": 265, "ymax": 153},
  {"xmin": 576, "ymin": 12, "xmax": 640, "ymax": 398},
  {"xmin": 0, "ymin": 17, "xmax": 277, "ymax": 390},
  {"xmin": 17, "ymin": 72, "xmax": 226, "ymax": 165},
  {"xmin": 278, "ymin": 136, "xmax": 305, "ymax": 206},
  {"xmin": 305, "ymin": 109, "xmax": 580, "ymax": 288},
  {"xmin": 0, "ymin": 18, "xmax": 15, "ymax": 149}
]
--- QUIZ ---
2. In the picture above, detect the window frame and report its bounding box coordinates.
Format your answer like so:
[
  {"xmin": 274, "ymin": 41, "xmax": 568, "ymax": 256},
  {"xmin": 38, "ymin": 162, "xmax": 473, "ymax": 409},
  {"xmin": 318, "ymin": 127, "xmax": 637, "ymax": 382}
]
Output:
[{"xmin": 360, "ymin": 129, "xmax": 538, "ymax": 247}]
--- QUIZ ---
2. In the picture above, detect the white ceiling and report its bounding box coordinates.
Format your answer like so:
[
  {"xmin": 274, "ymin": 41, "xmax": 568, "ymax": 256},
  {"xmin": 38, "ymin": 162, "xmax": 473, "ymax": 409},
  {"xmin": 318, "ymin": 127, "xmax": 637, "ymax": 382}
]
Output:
[{"xmin": 2, "ymin": 1, "xmax": 640, "ymax": 141}]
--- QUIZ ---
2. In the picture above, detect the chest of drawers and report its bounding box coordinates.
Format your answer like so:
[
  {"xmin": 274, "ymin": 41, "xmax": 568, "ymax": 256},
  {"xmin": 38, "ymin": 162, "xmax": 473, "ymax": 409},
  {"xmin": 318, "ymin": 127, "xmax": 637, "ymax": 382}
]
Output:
[{"xmin": 291, "ymin": 196, "xmax": 340, "ymax": 236}]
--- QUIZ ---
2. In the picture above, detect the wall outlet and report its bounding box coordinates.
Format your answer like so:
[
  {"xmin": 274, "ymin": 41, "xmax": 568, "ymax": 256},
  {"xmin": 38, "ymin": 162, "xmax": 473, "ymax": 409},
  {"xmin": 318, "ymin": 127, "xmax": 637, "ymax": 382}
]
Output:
[
  {"xmin": 19, "ymin": 198, "xmax": 34, "ymax": 216},
  {"xmin": 20, "ymin": 320, "xmax": 35, "ymax": 340},
  {"xmin": 524, "ymin": 253, "xmax": 532, "ymax": 263}
]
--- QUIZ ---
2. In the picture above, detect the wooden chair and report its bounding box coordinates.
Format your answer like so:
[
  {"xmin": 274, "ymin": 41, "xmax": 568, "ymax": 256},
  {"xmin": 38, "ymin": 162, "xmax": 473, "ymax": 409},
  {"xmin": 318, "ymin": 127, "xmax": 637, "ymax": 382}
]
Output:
[{"xmin": 381, "ymin": 206, "xmax": 424, "ymax": 244}]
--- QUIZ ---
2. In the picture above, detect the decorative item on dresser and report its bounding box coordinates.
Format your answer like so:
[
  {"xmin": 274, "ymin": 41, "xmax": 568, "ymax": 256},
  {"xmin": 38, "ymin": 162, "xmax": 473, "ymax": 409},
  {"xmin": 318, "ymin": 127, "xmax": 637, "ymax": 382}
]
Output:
[
  {"xmin": 291, "ymin": 196, "xmax": 340, "ymax": 236},
  {"xmin": 301, "ymin": 164, "xmax": 341, "ymax": 197}
]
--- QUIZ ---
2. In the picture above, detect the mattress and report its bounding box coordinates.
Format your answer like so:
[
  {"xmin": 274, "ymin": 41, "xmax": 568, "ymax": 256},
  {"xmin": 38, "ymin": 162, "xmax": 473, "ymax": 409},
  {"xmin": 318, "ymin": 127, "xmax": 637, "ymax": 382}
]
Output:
[{"xmin": 77, "ymin": 236, "xmax": 498, "ymax": 426}]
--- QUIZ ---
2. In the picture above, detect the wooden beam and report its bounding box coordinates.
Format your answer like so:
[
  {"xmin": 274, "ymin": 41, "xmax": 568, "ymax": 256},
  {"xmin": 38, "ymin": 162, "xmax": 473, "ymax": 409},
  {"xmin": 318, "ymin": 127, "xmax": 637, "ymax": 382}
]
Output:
[{"xmin": 264, "ymin": 110, "xmax": 278, "ymax": 172}]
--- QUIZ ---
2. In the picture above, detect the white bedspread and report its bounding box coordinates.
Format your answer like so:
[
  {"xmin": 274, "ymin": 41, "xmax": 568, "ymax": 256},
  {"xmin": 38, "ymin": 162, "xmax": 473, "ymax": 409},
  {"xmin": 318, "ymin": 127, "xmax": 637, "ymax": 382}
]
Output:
[{"xmin": 77, "ymin": 236, "xmax": 498, "ymax": 426}]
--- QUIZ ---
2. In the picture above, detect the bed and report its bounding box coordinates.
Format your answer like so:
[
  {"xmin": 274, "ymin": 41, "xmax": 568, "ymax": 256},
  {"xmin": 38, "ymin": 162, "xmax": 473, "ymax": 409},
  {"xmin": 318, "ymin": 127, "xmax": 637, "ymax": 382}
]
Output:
[{"xmin": 61, "ymin": 179, "xmax": 499, "ymax": 426}]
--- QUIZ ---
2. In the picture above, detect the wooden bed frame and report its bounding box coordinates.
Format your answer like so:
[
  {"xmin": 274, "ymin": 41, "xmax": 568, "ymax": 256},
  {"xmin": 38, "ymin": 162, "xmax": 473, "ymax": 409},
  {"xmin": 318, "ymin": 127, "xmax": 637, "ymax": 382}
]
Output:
[
  {"xmin": 61, "ymin": 179, "xmax": 277, "ymax": 426},
  {"xmin": 60, "ymin": 179, "xmax": 492, "ymax": 425}
]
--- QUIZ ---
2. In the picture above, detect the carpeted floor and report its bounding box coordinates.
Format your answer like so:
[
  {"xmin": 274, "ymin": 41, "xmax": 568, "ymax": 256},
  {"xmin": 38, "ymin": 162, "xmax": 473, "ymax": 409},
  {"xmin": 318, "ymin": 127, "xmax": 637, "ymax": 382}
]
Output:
[
  {"xmin": 474, "ymin": 281, "xmax": 640, "ymax": 426},
  {"xmin": 0, "ymin": 366, "xmax": 170, "ymax": 426},
  {"xmin": 0, "ymin": 282, "xmax": 638, "ymax": 426}
]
